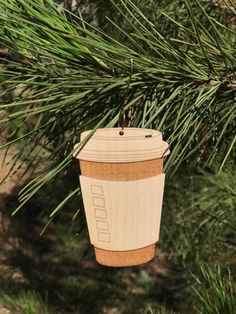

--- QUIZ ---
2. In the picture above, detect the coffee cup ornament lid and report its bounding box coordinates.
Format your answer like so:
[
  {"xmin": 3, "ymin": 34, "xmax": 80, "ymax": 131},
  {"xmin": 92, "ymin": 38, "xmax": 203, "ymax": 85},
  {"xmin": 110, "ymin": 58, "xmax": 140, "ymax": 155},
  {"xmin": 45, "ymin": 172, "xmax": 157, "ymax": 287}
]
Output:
[{"xmin": 73, "ymin": 128, "xmax": 170, "ymax": 163}]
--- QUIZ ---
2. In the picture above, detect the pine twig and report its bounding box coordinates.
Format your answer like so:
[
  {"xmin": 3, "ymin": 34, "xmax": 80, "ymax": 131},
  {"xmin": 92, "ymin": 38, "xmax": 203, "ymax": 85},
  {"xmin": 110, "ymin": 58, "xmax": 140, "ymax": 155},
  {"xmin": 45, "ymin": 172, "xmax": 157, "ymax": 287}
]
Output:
[
  {"xmin": 0, "ymin": 48, "xmax": 10, "ymax": 57},
  {"xmin": 201, "ymin": 0, "xmax": 236, "ymax": 15},
  {"xmin": 209, "ymin": 80, "xmax": 236, "ymax": 89}
]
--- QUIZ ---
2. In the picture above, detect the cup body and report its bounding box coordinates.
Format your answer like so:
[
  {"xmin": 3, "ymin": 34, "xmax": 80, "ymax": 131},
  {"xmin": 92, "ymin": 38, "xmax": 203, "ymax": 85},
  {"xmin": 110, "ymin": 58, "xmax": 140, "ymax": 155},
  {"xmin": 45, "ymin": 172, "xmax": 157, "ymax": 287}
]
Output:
[{"xmin": 74, "ymin": 128, "xmax": 169, "ymax": 267}]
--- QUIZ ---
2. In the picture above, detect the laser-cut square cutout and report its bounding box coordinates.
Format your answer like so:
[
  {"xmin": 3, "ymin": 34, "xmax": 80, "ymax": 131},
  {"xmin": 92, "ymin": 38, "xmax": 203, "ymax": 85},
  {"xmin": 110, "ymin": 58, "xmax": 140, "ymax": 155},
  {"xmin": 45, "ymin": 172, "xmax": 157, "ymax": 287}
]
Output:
[
  {"xmin": 91, "ymin": 185, "xmax": 103, "ymax": 196},
  {"xmin": 92, "ymin": 196, "xmax": 105, "ymax": 208},
  {"xmin": 96, "ymin": 220, "xmax": 108, "ymax": 231},
  {"xmin": 98, "ymin": 232, "xmax": 110, "ymax": 243},
  {"xmin": 94, "ymin": 209, "xmax": 107, "ymax": 219}
]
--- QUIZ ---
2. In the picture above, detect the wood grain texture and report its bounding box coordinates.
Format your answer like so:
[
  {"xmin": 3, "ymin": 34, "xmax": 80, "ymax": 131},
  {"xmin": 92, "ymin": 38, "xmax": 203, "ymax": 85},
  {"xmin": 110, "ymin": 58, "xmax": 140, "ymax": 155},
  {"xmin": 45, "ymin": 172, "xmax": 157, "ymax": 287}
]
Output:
[
  {"xmin": 74, "ymin": 128, "xmax": 169, "ymax": 163},
  {"xmin": 76, "ymin": 127, "xmax": 169, "ymax": 267},
  {"xmin": 79, "ymin": 158, "xmax": 163, "ymax": 181},
  {"xmin": 80, "ymin": 174, "xmax": 165, "ymax": 251},
  {"xmin": 95, "ymin": 245, "xmax": 155, "ymax": 267},
  {"xmin": 80, "ymin": 158, "xmax": 163, "ymax": 266}
]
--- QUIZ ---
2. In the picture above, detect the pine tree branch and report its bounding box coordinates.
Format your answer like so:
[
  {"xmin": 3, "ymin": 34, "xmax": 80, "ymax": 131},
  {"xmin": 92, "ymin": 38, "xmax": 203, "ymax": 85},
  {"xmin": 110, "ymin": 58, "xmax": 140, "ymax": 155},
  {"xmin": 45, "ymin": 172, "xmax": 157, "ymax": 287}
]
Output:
[
  {"xmin": 208, "ymin": 79, "xmax": 236, "ymax": 89},
  {"xmin": 0, "ymin": 0, "xmax": 235, "ymax": 214},
  {"xmin": 0, "ymin": 48, "xmax": 10, "ymax": 57},
  {"xmin": 201, "ymin": 0, "xmax": 236, "ymax": 14}
]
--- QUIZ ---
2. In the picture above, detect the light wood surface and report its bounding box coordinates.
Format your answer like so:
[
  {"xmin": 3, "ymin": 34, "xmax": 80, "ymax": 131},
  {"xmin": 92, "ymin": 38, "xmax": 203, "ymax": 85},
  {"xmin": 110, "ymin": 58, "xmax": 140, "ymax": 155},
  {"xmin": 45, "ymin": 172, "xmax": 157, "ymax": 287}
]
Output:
[
  {"xmin": 80, "ymin": 158, "xmax": 164, "ymax": 266},
  {"xmin": 74, "ymin": 128, "xmax": 169, "ymax": 163},
  {"xmin": 76, "ymin": 127, "xmax": 169, "ymax": 266},
  {"xmin": 80, "ymin": 174, "xmax": 165, "ymax": 251}
]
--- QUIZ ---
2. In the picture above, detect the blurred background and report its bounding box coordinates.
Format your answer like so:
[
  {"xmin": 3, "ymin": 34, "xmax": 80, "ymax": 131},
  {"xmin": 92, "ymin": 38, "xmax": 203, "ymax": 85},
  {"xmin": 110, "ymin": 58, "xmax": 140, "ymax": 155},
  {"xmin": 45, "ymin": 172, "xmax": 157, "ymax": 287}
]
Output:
[{"xmin": 0, "ymin": 0, "xmax": 235, "ymax": 313}]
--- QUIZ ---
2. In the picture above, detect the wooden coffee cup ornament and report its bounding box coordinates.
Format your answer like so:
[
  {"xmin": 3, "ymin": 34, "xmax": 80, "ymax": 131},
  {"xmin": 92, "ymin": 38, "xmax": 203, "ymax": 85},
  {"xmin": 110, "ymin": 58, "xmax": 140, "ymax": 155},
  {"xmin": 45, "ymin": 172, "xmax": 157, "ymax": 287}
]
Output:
[{"xmin": 73, "ymin": 128, "xmax": 170, "ymax": 267}]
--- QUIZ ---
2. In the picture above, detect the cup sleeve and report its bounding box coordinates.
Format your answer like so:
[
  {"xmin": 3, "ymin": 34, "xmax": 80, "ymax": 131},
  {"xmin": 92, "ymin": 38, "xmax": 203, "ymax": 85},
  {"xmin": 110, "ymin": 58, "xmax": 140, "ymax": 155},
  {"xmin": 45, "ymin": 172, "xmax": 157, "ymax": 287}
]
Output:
[{"xmin": 80, "ymin": 174, "xmax": 165, "ymax": 251}]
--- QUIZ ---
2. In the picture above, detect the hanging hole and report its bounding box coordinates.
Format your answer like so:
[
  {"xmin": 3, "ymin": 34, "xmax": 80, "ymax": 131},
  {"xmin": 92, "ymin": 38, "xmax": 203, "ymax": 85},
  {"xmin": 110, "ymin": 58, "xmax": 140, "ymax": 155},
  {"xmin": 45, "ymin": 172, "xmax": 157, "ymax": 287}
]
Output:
[
  {"xmin": 145, "ymin": 134, "xmax": 152, "ymax": 138},
  {"xmin": 119, "ymin": 131, "xmax": 124, "ymax": 136}
]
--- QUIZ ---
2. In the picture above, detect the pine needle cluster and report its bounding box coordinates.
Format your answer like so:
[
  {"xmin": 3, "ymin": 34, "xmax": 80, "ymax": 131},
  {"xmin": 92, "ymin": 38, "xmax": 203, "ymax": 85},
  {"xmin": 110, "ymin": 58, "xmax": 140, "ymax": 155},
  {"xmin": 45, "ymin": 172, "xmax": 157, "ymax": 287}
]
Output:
[{"xmin": 0, "ymin": 0, "xmax": 235, "ymax": 214}]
